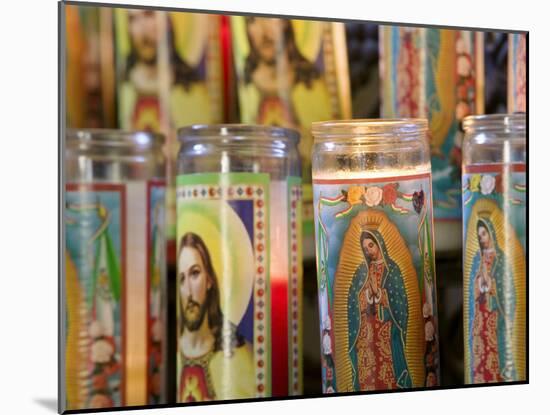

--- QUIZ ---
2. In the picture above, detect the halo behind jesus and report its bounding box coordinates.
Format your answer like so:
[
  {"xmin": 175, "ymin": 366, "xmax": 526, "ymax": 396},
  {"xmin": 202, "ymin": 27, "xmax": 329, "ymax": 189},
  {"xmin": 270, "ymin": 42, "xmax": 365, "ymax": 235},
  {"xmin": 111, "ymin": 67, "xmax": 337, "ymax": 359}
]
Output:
[{"xmin": 177, "ymin": 199, "xmax": 255, "ymax": 326}]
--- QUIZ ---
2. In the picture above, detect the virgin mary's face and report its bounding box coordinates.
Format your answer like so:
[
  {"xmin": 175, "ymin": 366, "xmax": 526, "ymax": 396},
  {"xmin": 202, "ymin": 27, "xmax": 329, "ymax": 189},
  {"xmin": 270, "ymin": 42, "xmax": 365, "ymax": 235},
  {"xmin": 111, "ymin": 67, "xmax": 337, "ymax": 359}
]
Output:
[
  {"xmin": 477, "ymin": 225, "xmax": 492, "ymax": 250},
  {"xmin": 246, "ymin": 17, "xmax": 284, "ymax": 64},
  {"xmin": 362, "ymin": 237, "xmax": 381, "ymax": 261}
]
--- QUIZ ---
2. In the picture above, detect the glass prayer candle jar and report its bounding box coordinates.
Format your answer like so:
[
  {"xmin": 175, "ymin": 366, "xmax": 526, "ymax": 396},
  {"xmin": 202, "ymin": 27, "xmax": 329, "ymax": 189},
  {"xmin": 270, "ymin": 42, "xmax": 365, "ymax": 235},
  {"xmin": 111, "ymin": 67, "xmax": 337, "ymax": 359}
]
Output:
[
  {"xmin": 176, "ymin": 124, "xmax": 303, "ymax": 402},
  {"xmin": 63, "ymin": 129, "xmax": 167, "ymax": 411},
  {"xmin": 311, "ymin": 119, "xmax": 440, "ymax": 393},
  {"xmin": 461, "ymin": 113, "xmax": 526, "ymax": 384}
]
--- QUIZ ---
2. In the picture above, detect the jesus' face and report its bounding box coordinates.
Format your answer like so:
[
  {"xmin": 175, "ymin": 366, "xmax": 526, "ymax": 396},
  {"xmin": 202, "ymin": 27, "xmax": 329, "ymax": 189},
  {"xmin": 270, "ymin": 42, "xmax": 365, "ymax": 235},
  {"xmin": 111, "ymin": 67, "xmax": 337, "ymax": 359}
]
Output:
[
  {"xmin": 128, "ymin": 10, "xmax": 158, "ymax": 65},
  {"xmin": 246, "ymin": 17, "xmax": 284, "ymax": 65},
  {"xmin": 179, "ymin": 246, "xmax": 212, "ymax": 331}
]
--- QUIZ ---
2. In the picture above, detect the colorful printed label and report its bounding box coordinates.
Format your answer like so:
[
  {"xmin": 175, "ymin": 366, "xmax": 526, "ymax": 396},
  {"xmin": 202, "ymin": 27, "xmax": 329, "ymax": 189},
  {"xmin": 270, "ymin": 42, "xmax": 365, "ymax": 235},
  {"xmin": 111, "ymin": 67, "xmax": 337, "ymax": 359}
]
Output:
[
  {"xmin": 65, "ymin": 184, "xmax": 126, "ymax": 409},
  {"xmin": 462, "ymin": 164, "xmax": 526, "ymax": 384},
  {"xmin": 380, "ymin": 27, "xmax": 483, "ymax": 221},
  {"xmin": 313, "ymin": 173, "xmax": 440, "ymax": 393},
  {"xmin": 176, "ymin": 173, "xmax": 302, "ymax": 402},
  {"xmin": 65, "ymin": 181, "xmax": 166, "ymax": 410},
  {"xmin": 287, "ymin": 177, "xmax": 304, "ymax": 395}
]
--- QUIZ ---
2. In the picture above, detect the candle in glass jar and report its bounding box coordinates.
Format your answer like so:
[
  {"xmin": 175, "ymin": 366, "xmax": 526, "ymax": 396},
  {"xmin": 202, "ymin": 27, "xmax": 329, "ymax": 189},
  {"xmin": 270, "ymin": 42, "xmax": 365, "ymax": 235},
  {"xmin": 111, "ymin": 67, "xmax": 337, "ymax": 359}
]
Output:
[
  {"xmin": 176, "ymin": 125, "xmax": 303, "ymax": 402},
  {"xmin": 461, "ymin": 114, "xmax": 526, "ymax": 384},
  {"xmin": 63, "ymin": 130, "xmax": 167, "ymax": 411},
  {"xmin": 312, "ymin": 119, "xmax": 440, "ymax": 393}
]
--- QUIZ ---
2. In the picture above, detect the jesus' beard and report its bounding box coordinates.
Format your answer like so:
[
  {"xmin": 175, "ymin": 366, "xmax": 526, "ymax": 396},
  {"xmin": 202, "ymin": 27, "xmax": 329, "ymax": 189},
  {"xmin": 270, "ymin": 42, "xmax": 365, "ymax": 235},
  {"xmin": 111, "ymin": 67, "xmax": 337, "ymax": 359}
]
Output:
[{"xmin": 182, "ymin": 298, "xmax": 208, "ymax": 332}]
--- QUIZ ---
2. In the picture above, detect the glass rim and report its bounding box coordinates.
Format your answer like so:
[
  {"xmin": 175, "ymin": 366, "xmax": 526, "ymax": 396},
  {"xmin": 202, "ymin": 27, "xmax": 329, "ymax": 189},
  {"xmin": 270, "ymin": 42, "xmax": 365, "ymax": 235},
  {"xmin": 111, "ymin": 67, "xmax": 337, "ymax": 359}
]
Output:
[
  {"xmin": 177, "ymin": 124, "xmax": 300, "ymax": 143},
  {"xmin": 311, "ymin": 118, "xmax": 428, "ymax": 140},
  {"xmin": 462, "ymin": 113, "xmax": 526, "ymax": 132},
  {"xmin": 66, "ymin": 128, "xmax": 165, "ymax": 150}
]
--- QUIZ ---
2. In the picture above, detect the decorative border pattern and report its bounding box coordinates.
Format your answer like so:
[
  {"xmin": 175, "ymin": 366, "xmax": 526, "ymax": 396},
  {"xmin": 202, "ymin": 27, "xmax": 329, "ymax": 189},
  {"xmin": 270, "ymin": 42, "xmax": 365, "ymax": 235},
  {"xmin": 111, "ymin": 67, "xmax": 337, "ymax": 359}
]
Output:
[
  {"xmin": 206, "ymin": 15, "xmax": 223, "ymax": 122},
  {"xmin": 289, "ymin": 184, "xmax": 302, "ymax": 394},
  {"xmin": 177, "ymin": 182, "xmax": 269, "ymax": 397},
  {"xmin": 322, "ymin": 23, "xmax": 340, "ymax": 118}
]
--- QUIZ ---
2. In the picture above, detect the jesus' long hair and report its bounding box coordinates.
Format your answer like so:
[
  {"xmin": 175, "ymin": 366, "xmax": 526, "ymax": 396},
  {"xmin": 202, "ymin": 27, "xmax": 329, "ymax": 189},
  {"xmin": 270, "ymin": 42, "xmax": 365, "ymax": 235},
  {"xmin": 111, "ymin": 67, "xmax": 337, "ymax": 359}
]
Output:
[{"xmin": 178, "ymin": 232, "xmax": 245, "ymax": 354}]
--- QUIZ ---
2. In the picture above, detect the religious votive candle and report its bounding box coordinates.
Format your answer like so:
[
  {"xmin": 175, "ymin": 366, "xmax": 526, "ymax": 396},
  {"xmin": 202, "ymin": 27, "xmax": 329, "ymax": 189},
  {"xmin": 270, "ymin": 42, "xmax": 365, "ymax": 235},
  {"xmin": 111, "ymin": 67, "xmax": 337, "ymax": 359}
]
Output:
[
  {"xmin": 176, "ymin": 125, "xmax": 303, "ymax": 402},
  {"xmin": 461, "ymin": 114, "xmax": 526, "ymax": 384},
  {"xmin": 311, "ymin": 119, "xmax": 440, "ymax": 392},
  {"xmin": 63, "ymin": 129, "xmax": 167, "ymax": 411}
]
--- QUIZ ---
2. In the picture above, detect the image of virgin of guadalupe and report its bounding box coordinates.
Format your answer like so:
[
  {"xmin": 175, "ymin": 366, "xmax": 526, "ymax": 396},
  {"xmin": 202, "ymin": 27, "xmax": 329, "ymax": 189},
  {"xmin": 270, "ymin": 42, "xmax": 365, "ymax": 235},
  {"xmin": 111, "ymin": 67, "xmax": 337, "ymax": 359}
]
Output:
[
  {"xmin": 65, "ymin": 199, "xmax": 123, "ymax": 409},
  {"xmin": 347, "ymin": 230, "xmax": 411, "ymax": 391},
  {"xmin": 468, "ymin": 218, "xmax": 516, "ymax": 383}
]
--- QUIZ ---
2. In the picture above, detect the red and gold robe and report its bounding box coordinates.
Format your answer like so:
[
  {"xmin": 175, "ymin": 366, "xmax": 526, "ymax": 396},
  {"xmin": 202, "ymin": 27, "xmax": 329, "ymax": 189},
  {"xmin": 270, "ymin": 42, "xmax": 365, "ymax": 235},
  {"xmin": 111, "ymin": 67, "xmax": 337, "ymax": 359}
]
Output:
[
  {"xmin": 472, "ymin": 250, "xmax": 502, "ymax": 383},
  {"xmin": 356, "ymin": 261, "xmax": 397, "ymax": 390}
]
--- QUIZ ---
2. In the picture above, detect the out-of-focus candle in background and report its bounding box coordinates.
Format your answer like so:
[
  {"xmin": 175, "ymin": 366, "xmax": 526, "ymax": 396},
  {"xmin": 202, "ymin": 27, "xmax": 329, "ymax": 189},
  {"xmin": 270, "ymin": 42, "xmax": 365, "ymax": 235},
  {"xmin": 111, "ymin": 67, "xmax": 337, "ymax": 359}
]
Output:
[
  {"xmin": 508, "ymin": 33, "xmax": 527, "ymax": 113},
  {"xmin": 176, "ymin": 125, "xmax": 303, "ymax": 402},
  {"xmin": 311, "ymin": 119, "xmax": 440, "ymax": 393},
  {"xmin": 230, "ymin": 17, "xmax": 352, "ymax": 261},
  {"xmin": 379, "ymin": 27, "xmax": 485, "ymax": 256}
]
